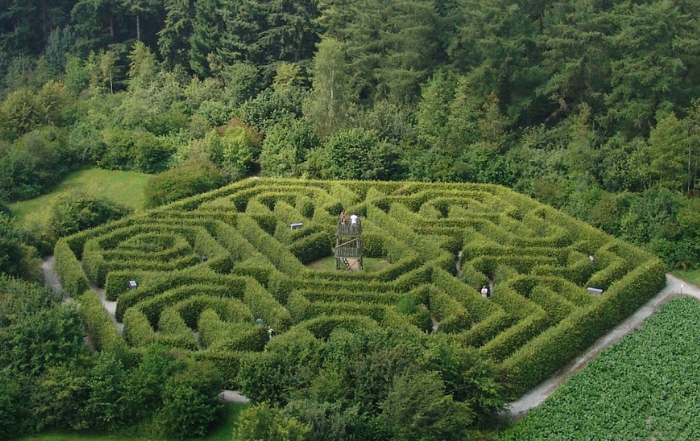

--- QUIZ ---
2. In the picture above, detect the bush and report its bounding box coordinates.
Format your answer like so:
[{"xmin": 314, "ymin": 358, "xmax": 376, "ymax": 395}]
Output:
[
  {"xmin": 144, "ymin": 158, "xmax": 227, "ymax": 208},
  {"xmin": 48, "ymin": 190, "xmax": 132, "ymax": 240},
  {"xmin": 54, "ymin": 239, "xmax": 89, "ymax": 297}
]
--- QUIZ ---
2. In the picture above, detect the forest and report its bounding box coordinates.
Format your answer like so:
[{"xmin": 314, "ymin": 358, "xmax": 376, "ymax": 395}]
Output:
[{"xmin": 0, "ymin": 0, "xmax": 699, "ymax": 438}]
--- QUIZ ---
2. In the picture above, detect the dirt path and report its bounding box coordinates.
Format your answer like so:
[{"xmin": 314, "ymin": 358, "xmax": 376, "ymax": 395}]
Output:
[{"xmin": 506, "ymin": 274, "xmax": 700, "ymax": 418}]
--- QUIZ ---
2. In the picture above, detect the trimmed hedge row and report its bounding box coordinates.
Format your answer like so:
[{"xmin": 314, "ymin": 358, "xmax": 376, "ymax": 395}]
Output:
[
  {"xmin": 502, "ymin": 258, "xmax": 666, "ymax": 395},
  {"xmin": 429, "ymin": 286, "xmax": 472, "ymax": 333},
  {"xmin": 237, "ymin": 214, "xmax": 306, "ymax": 275},
  {"xmin": 173, "ymin": 296, "xmax": 254, "ymax": 329},
  {"xmin": 122, "ymin": 308, "xmax": 157, "ymax": 347},
  {"xmin": 289, "ymin": 231, "xmax": 332, "ymax": 264},
  {"xmin": 78, "ymin": 290, "xmax": 129, "ymax": 357},
  {"xmin": 158, "ymin": 307, "xmax": 198, "ymax": 349},
  {"xmin": 479, "ymin": 311, "xmax": 550, "ymax": 362},
  {"xmin": 243, "ymin": 277, "xmax": 292, "ymax": 331},
  {"xmin": 462, "ymin": 309, "xmax": 516, "ymax": 348},
  {"xmin": 198, "ymin": 309, "xmax": 268, "ymax": 352},
  {"xmin": 132, "ymin": 284, "xmax": 235, "ymax": 326},
  {"xmin": 54, "ymin": 239, "xmax": 90, "ymax": 297},
  {"xmin": 297, "ymin": 314, "xmax": 379, "ymax": 340},
  {"xmin": 104, "ymin": 269, "xmax": 163, "ymax": 301}
]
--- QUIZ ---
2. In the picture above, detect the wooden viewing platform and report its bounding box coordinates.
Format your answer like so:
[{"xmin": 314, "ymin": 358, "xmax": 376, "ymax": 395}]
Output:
[{"xmin": 335, "ymin": 220, "xmax": 363, "ymax": 270}]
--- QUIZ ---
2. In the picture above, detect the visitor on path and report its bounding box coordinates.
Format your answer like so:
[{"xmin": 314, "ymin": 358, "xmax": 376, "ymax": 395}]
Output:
[
  {"xmin": 201, "ymin": 254, "xmax": 208, "ymax": 262},
  {"xmin": 481, "ymin": 285, "xmax": 490, "ymax": 298},
  {"xmin": 340, "ymin": 210, "xmax": 346, "ymax": 225},
  {"xmin": 350, "ymin": 213, "xmax": 358, "ymax": 226}
]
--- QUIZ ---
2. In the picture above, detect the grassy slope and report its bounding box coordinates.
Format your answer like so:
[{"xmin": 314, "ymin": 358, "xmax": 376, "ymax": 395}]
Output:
[
  {"xmin": 673, "ymin": 268, "xmax": 700, "ymax": 287},
  {"xmin": 501, "ymin": 296, "xmax": 700, "ymax": 440},
  {"xmin": 9, "ymin": 169, "xmax": 150, "ymax": 225}
]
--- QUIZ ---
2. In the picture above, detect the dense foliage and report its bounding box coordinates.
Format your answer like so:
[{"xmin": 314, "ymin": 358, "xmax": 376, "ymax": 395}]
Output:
[
  {"xmin": 503, "ymin": 296, "xmax": 700, "ymax": 440},
  {"xmin": 1, "ymin": 0, "xmax": 700, "ymax": 268},
  {"xmin": 0, "ymin": 275, "xmax": 225, "ymax": 440}
]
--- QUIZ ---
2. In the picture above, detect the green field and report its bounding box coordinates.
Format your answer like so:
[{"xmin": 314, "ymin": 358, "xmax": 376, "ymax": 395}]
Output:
[
  {"xmin": 9, "ymin": 168, "xmax": 150, "ymax": 225},
  {"xmin": 502, "ymin": 296, "xmax": 700, "ymax": 440}
]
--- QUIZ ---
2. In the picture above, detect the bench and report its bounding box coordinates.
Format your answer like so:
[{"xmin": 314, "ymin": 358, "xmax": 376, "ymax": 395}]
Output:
[
  {"xmin": 290, "ymin": 222, "xmax": 304, "ymax": 230},
  {"xmin": 587, "ymin": 287, "xmax": 603, "ymax": 295}
]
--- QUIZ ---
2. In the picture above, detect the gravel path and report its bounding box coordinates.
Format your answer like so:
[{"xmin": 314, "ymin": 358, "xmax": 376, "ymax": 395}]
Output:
[
  {"xmin": 41, "ymin": 256, "xmax": 62, "ymax": 292},
  {"xmin": 506, "ymin": 274, "xmax": 700, "ymax": 418}
]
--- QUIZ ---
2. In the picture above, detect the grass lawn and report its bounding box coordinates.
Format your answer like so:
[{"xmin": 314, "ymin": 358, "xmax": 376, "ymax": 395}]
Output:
[
  {"xmin": 9, "ymin": 169, "xmax": 150, "ymax": 225},
  {"xmin": 306, "ymin": 255, "xmax": 391, "ymax": 272},
  {"xmin": 673, "ymin": 268, "xmax": 700, "ymax": 287},
  {"xmin": 18, "ymin": 402, "xmax": 249, "ymax": 441}
]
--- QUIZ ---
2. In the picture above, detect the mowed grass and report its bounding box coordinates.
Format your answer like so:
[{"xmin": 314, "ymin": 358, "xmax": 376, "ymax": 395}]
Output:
[
  {"xmin": 673, "ymin": 268, "xmax": 700, "ymax": 287},
  {"xmin": 18, "ymin": 402, "xmax": 249, "ymax": 441},
  {"xmin": 9, "ymin": 169, "xmax": 151, "ymax": 225},
  {"xmin": 306, "ymin": 255, "xmax": 391, "ymax": 272}
]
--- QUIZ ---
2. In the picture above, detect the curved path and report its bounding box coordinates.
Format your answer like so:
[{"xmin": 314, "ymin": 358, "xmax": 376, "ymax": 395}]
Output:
[{"xmin": 506, "ymin": 274, "xmax": 700, "ymax": 418}]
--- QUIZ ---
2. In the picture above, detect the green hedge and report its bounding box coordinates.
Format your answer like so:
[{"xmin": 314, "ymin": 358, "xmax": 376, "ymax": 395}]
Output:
[
  {"xmin": 428, "ymin": 286, "xmax": 472, "ymax": 333},
  {"xmin": 243, "ymin": 277, "xmax": 292, "ymax": 331},
  {"xmin": 131, "ymin": 284, "xmax": 235, "ymax": 326},
  {"xmin": 297, "ymin": 314, "xmax": 379, "ymax": 340},
  {"xmin": 78, "ymin": 290, "xmax": 129, "ymax": 357},
  {"xmin": 529, "ymin": 285, "xmax": 576, "ymax": 323},
  {"xmin": 82, "ymin": 239, "xmax": 107, "ymax": 287},
  {"xmin": 462, "ymin": 309, "xmax": 516, "ymax": 348},
  {"xmin": 502, "ymin": 258, "xmax": 666, "ymax": 395},
  {"xmin": 479, "ymin": 312, "xmax": 550, "ymax": 362},
  {"xmin": 172, "ymin": 296, "xmax": 253, "ymax": 329},
  {"xmin": 289, "ymin": 231, "xmax": 332, "ymax": 264},
  {"xmin": 158, "ymin": 307, "xmax": 198, "ymax": 350},
  {"xmin": 54, "ymin": 239, "xmax": 90, "ymax": 297},
  {"xmin": 122, "ymin": 308, "xmax": 157, "ymax": 347}
]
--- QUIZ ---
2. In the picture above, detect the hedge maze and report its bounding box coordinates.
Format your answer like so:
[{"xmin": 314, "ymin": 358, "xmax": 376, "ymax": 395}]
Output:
[{"xmin": 55, "ymin": 179, "xmax": 666, "ymax": 395}]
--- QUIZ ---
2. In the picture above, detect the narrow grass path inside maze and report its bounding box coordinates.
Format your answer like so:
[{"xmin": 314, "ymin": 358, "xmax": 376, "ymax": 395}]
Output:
[{"xmin": 48, "ymin": 178, "xmax": 667, "ymax": 408}]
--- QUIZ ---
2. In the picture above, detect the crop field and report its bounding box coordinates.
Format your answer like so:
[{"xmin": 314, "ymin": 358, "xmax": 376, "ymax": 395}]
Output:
[
  {"xmin": 53, "ymin": 178, "xmax": 666, "ymax": 396},
  {"xmin": 502, "ymin": 296, "xmax": 700, "ymax": 439}
]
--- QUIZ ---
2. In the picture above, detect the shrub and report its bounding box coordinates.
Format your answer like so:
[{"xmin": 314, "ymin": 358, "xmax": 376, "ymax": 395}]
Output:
[{"xmin": 144, "ymin": 158, "xmax": 227, "ymax": 208}]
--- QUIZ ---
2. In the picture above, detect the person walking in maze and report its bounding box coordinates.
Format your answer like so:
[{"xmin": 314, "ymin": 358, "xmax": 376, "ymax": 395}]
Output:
[
  {"xmin": 340, "ymin": 210, "xmax": 346, "ymax": 225},
  {"xmin": 350, "ymin": 213, "xmax": 358, "ymax": 226},
  {"xmin": 481, "ymin": 285, "xmax": 490, "ymax": 298}
]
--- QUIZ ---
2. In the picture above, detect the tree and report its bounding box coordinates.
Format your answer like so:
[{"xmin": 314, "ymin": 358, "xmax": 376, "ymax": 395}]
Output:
[
  {"xmin": 303, "ymin": 37, "xmax": 351, "ymax": 137},
  {"xmin": 645, "ymin": 114, "xmax": 689, "ymax": 192},
  {"xmin": 324, "ymin": 128, "xmax": 403, "ymax": 181},
  {"xmin": 144, "ymin": 158, "xmax": 227, "ymax": 207},
  {"xmin": 379, "ymin": 372, "xmax": 474, "ymax": 441},
  {"xmin": 233, "ymin": 402, "xmax": 309, "ymax": 441},
  {"xmin": 0, "ymin": 215, "xmax": 40, "ymax": 280},
  {"xmin": 158, "ymin": 0, "xmax": 195, "ymax": 69},
  {"xmin": 47, "ymin": 190, "xmax": 132, "ymax": 239},
  {"xmin": 260, "ymin": 118, "xmax": 319, "ymax": 178},
  {"xmin": 154, "ymin": 360, "xmax": 224, "ymax": 439}
]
